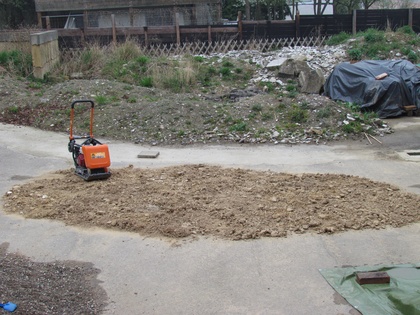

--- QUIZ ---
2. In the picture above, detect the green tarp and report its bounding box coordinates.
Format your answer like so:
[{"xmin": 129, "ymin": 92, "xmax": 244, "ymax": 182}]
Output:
[{"xmin": 319, "ymin": 264, "xmax": 420, "ymax": 315}]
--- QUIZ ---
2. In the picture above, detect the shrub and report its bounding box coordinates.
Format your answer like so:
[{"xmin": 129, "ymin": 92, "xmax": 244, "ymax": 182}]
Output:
[
  {"xmin": 219, "ymin": 67, "xmax": 231, "ymax": 77},
  {"xmin": 0, "ymin": 50, "xmax": 32, "ymax": 76},
  {"xmin": 407, "ymin": 51, "xmax": 418, "ymax": 63},
  {"xmin": 348, "ymin": 48, "xmax": 362, "ymax": 61},
  {"xmin": 139, "ymin": 77, "xmax": 153, "ymax": 88},
  {"xmin": 397, "ymin": 25, "xmax": 415, "ymax": 35},
  {"xmin": 363, "ymin": 28, "xmax": 385, "ymax": 43},
  {"xmin": 136, "ymin": 56, "xmax": 149, "ymax": 66},
  {"xmin": 327, "ymin": 32, "xmax": 351, "ymax": 45},
  {"xmin": 400, "ymin": 47, "xmax": 412, "ymax": 55},
  {"xmin": 193, "ymin": 56, "xmax": 205, "ymax": 62},
  {"xmin": 286, "ymin": 84, "xmax": 296, "ymax": 92}
]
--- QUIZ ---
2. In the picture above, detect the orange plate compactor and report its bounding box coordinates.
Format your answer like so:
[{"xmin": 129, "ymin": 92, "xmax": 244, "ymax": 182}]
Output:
[{"xmin": 68, "ymin": 100, "xmax": 111, "ymax": 181}]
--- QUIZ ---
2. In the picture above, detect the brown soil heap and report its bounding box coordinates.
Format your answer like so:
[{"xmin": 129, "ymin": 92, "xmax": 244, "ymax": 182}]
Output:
[{"xmin": 4, "ymin": 165, "xmax": 420, "ymax": 240}]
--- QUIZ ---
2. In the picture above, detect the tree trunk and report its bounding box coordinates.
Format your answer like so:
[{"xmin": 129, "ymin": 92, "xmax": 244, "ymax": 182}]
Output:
[{"xmin": 245, "ymin": 0, "xmax": 251, "ymax": 20}]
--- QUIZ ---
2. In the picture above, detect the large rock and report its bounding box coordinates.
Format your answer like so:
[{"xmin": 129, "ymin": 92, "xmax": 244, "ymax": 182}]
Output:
[
  {"xmin": 278, "ymin": 58, "xmax": 325, "ymax": 94},
  {"xmin": 298, "ymin": 68, "xmax": 325, "ymax": 94},
  {"xmin": 266, "ymin": 57, "xmax": 287, "ymax": 70},
  {"xmin": 278, "ymin": 59, "xmax": 309, "ymax": 78}
]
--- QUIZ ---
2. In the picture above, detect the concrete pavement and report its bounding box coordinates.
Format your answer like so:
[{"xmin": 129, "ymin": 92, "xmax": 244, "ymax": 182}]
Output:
[{"xmin": 1, "ymin": 120, "xmax": 420, "ymax": 315}]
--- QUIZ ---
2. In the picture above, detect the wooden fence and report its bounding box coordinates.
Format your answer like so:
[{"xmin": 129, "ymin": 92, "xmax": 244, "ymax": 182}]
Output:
[
  {"xmin": 2, "ymin": 9, "xmax": 419, "ymax": 52},
  {"xmin": 53, "ymin": 8, "xmax": 419, "ymax": 48}
]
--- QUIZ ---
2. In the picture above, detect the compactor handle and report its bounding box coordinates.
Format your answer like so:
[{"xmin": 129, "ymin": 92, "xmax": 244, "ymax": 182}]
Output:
[{"xmin": 69, "ymin": 100, "xmax": 95, "ymax": 140}]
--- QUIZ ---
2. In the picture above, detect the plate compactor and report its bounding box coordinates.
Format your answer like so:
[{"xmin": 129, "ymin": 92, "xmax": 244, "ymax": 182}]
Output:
[{"xmin": 68, "ymin": 100, "xmax": 111, "ymax": 181}]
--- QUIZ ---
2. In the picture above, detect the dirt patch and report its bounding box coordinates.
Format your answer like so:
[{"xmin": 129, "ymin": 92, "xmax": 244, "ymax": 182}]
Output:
[
  {"xmin": 3, "ymin": 165, "xmax": 420, "ymax": 240},
  {"xmin": 0, "ymin": 75, "xmax": 391, "ymax": 147},
  {"xmin": 0, "ymin": 243, "xmax": 108, "ymax": 315}
]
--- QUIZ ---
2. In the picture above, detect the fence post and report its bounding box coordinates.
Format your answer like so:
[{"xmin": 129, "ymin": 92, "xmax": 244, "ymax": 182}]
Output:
[
  {"xmin": 175, "ymin": 12, "xmax": 181, "ymax": 45},
  {"xmin": 295, "ymin": 11, "xmax": 300, "ymax": 38},
  {"xmin": 81, "ymin": 10, "xmax": 88, "ymax": 45},
  {"xmin": 46, "ymin": 16, "xmax": 51, "ymax": 30},
  {"xmin": 238, "ymin": 11, "xmax": 243, "ymax": 40},
  {"xmin": 408, "ymin": 8, "xmax": 413, "ymax": 29},
  {"xmin": 352, "ymin": 10, "xmax": 357, "ymax": 35},
  {"xmin": 83, "ymin": 11, "xmax": 88, "ymax": 29},
  {"xmin": 111, "ymin": 14, "xmax": 116, "ymax": 45},
  {"xmin": 37, "ymin": 12, "xmax": 42, "ymax": 28},
  {"xmin": 129, "ymin": 7, "xmax": 134, "ymax": 27},
  {"xmin": 144, "ymin": 26, "xmax": 148, "ymax": 46},
  {"xmin": 208, "ymin": 25, "xmax": 212, "ymax": 43}
]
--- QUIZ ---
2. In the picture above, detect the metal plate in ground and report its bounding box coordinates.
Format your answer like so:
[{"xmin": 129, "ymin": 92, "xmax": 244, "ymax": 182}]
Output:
[
  {"xmin": 137, "ymin": 151, "xmax": 160, "ymax": 159},
  {"xmin": 397, "ymin": 150, "xmax": 420, "ymax": 161}
]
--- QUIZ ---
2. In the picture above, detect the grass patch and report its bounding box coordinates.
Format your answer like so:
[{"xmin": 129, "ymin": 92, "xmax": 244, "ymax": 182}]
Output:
[
  {"xmin": 287, "ymin": 104, "xmax": 308, "ymax": 123},
  {"xmin": 229, "ymin": 120, "xmax": 248, "ymax": 132},
  {"xmin": 251, "ymin": 104, "xmax": 262, "ymax": 112},
  {"xmin": 0, "ymin": 50, "xmax": 32, "ymax": 77},
  {"xmin": 316, "ymin": 107, "xmax": 332, "ymax": 119},
  {"xmin": 327, "ymin": 32, "xmax": 351, "ymax": 45},
  {"xmin": 94, "ymin": 95, "xmax": 110, "ymax": 105}
]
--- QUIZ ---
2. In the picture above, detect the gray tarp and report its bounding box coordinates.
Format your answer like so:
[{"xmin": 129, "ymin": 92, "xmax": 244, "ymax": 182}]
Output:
[{"xmin": 323, "ymin": 60, "xmax": 420, "ymax": 118}]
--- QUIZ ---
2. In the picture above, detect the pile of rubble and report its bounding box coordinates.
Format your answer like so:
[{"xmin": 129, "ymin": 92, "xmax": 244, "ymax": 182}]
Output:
[{"xmin": 208, "ymin": 44, "xmax": 349, "ymax": 92}]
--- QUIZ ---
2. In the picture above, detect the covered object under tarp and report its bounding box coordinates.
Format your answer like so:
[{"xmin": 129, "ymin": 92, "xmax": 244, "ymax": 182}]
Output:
[{"xmin": 324, "ymin": 60, "xmax": 420, "ymax": 118}]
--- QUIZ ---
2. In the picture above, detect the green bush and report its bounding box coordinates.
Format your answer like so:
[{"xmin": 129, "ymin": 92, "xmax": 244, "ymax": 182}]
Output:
[
  {"xmin": 286, "ymin": 84, "xmax": 297, "ymax": 92},
  {"xmin": 136, "ymin": 55, "xmax": 149, "ymax": 66},
  {"xmin": 397, "ymin": 25, "xmax": 415, "ymax": 35},
  {"xmin": 407, "ymin": 51, "xmax": 418, "ymax": 63},
  {"xmin": 193, "ymin": 56, "xmax": 205, "ymax": 62},
  {"xmin": 400, "ymin": 47, "xmax": 412, "ymax": 55},
  {"xmin": 139, "ymin": 77, "xmax": 153, "ymax": 88},
  {"xmin": 348, "ymin": 48, "xmax": 362, "ymax": 61},
  {"xmin": 327, "ymin": 32, "xmax": 351, "ymax": 45},
  {"xmin": 363, "ymin": 28, "xmax": 385, "ymax": 43},
  {"xmin": 219, "ymin": 67, "xmax": 231, "ymax": 77},
  {"xmin": 0, "ymin": 50, "xmax": 32, "ymax": 76}
]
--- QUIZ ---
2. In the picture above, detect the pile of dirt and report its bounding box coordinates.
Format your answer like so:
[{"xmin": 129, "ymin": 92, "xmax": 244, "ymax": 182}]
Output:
[
  {"xmin": 4, "ymin": 165, "xmax": 420, "ymax": 240},
  {"xmin": 0, "ymin": 243, "xmax": 108, "ymax": 315}
]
